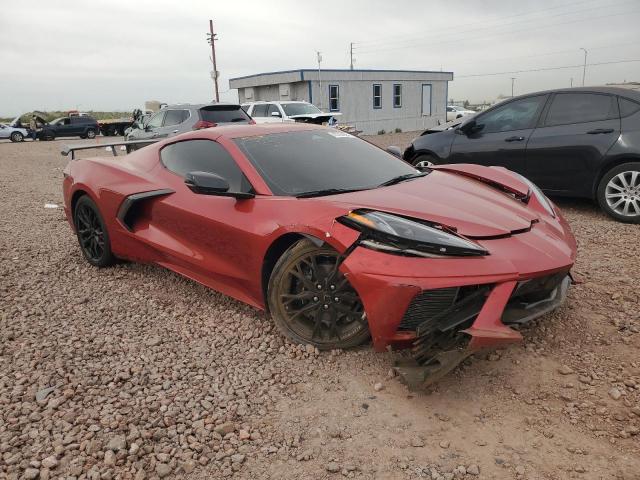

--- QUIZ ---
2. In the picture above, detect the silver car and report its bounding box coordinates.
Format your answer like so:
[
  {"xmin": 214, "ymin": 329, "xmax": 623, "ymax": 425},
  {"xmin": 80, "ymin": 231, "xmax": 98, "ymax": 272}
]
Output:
[
  {"xmin": 0, "ymin": 122, "xmax": 29, "ymax": 142},
  {"xmin": 125, "ymin": 103, "xmax": 252, "ymax": 141}
]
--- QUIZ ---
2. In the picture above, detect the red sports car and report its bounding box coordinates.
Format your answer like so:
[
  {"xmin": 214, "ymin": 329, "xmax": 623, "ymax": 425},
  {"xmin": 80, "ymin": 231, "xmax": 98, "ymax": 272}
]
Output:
[{"xmin": 62, "ymin": 124, "xmax": 577, "ymax": 385}]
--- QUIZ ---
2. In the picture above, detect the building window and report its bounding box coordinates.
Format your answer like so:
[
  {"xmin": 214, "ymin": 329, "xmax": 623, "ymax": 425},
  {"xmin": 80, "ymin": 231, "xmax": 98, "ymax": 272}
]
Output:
[
  {"xmin": 421, "ymin": 84, "xmax": 432, "ymax": 116},
  {"xmin": 329, "ymin": 85, "xmax": 339, "ymax": 111},
  {"xmin": 393, "ymin": 84, "xmax": 402, "ymax": 108},
  {"xmin": 373, "ymin": 84, "xmax": 382, "ymax": 109}
]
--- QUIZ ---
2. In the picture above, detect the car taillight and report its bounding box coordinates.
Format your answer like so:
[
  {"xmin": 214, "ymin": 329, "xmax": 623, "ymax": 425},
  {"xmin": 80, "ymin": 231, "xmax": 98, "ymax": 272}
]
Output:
[{"xmin": 193, "ymin": 120, "xmax": 217, "ymax": 130}]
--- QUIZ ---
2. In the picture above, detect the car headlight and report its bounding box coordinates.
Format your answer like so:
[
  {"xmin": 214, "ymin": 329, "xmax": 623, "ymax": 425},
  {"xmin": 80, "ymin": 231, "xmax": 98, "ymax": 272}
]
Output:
[
  {"xmin": 339, "ymin": 211, "xmax": 488, "ymax": 258},
  {"xmin": 515, "ymin": 174, "xmax": 555, "ymax": 217}
]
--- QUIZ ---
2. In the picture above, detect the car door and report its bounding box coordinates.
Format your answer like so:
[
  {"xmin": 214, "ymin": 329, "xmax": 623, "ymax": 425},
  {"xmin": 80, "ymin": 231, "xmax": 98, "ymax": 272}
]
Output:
[
  {"xmin": 145, "ymin": 139, "xmax": 258, "ymax": 299},
  {"xmin": 138, "ymin": 111, "xmax": 165, "ymax": 139},
  {"xmin": 265, "ymin": 104, "xmax": 284, "ymax": 123},
  {"xmin": 155, "ymin": 109, "xmax": 189, "ymax": 138},
  {"xmin": 249, "ymin": 104, "xmax": 269, "ymax": 124},
  {"xmin": 525, "ymin": 92, "xmax": 621, "ymax": 196},
  {"xmin": 448, "ymin": 95, "xmax": 548, "ymax": 173},
  {"xmin": 55, "ymin": 118, "xmax": 74, "ymax": 137},
  {"xmin": 0, "ymin": 125, "xmax": 8, "ymax": 139}
]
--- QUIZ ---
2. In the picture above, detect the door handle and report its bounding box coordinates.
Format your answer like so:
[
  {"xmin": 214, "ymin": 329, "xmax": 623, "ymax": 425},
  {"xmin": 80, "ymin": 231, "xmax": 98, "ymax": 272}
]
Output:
[
  {"xmin": 505, "ymin": 136, "xmax": 525, "ymax": 142},
  {"xmin": 587, "ymin": 128, "xmax": 614, "ymax": 134},
  {"xmin": 172, "ymin": 129, "xmax": 179, "ymax": 133}
]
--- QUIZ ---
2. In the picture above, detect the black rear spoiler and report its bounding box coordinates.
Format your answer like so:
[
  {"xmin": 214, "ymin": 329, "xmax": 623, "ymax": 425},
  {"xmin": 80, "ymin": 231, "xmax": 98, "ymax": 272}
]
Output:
[{"xmin": 61, "ymin": 139, "xmax": 158, "ymax": 160}]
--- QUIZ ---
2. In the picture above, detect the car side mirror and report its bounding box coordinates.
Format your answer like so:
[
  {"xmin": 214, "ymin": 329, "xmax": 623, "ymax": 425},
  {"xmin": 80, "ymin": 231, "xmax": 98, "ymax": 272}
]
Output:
[
  {"xmin": 458, "ymin": 119, "xmax": 483, "ymax": 135},
  {"xmin": 386, "ymin": 146, "xmax": 403, "ymax": 158},
  {"xmin": 185, "ymin": 171, "xmax": 254, "ymax": 199},
  {"xmin": 271, "ymin": 111, "xmax": 282, "ymax": 117}
]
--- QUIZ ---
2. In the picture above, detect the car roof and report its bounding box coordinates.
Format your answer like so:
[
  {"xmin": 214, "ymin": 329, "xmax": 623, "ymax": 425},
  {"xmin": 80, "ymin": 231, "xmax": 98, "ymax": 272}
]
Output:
[
  {"xmin": 514, "ymin": 86, "xmax": 640, "ymax": 102},
  {"xmin": 243, "ymin": 100, "xmax": 309, "ymax": 105},
  {"xmin": 164, "ymin": 122, "xmax": 324, "ymax": 142},
  {"xmin": 163, "ymin": 102, "xmax": 242, "ymax": 109}
]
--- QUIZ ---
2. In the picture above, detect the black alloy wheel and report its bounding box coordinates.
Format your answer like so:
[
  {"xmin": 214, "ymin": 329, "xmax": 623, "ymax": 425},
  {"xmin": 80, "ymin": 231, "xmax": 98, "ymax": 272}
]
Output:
[
  {"xmin": 268, "ymin": 240, "xmax": 369, "ymax": 350},
  {"xmin": 73, "ymin": 196, "xmax": 115, "ymax": 267}
]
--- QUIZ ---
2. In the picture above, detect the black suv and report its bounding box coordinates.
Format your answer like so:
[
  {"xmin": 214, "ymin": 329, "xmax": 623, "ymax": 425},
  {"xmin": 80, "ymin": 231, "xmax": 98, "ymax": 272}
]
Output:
[
  {"xmin": 40, "ymin": 116, "xmax": 99, "ymax": 141},
  {"xmin": 403, "ymin": 87, "xmax": 640, "ymax": 223}
]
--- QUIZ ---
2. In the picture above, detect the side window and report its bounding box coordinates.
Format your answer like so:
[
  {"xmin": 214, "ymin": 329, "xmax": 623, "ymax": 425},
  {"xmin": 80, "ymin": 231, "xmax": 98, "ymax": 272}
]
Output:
[
  {"xmin": 479, "ymin": 95, "xmax": 546, "ymax": 133},
  {"xmin": 160, "ymin": 140, "xmax": 252, "ymax": 193},
  {"xmin": 163, "ymin": 109, "xmax": 189, "ymax": 126},
  {"xmin": 329, "ymin": 85, "xmax": 339, "ymax": 112},
  {"xmin": 252, "ymin": 104, "xmax": 268, "ymax": 117},
  {"xmin": 393, "ymin": 84, "xmax": 402, "ymax": 108},
  {"xmin": 241, "ymin": 104, "xmax": 251, "ymax": 114},
  {"xmin": 147, "ymin": 111, "xmax": 165, "ymax": 128},
  {"xmin": 267, "ymin": 104, "xmax": 281, "ymax": 117},
  {"xmin": 447, "ymin": 106, "xmax": 454, "ymax": 112},
  {"xmin": 373, "ymin": 84, "xmax": 382, "ymax": 109},
  {"xmin": 618, "ymin": 97, "xmax": 640, "ymax": 118},
  {"xmin": 545, "ymin": 93, "xmax": 618, "ymax": 126}
]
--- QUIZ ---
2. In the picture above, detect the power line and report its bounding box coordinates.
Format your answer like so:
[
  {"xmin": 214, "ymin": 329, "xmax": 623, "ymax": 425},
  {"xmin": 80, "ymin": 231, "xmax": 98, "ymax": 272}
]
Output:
[
  {"xmin": 356, "ymin": 0, "xmax": 603, "ymax": 47},
  {"xmin": 357, "ymin": 0, "xmax": 628, "ymax": 50},
  {"xmin": 455, "ymin": 58, "xmax": 640, "ymax": 79},
  {"xmin": 357, "ymin": 6, "xmax": 640, "ymax": 54}
]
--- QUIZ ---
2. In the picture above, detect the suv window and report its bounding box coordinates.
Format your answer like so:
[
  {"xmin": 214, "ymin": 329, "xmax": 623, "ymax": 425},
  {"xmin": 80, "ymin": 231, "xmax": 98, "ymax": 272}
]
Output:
[
  {"xmin": 619, "ymin": 97, "xmax": 640, "ymax": 117},
  {"xmin": 267, "ymin": 104, "xmax": 281, "ymax": 117},
  {"xmin": 545, "ymin": 93, "xmax": 618, "ymax": 126},
  {"xmin": 147, "ymin": 111, "xmax": 165, "ymax": 128},
  {"xmin": 251, "ymin": 104, "xmax": 268, "ymax": 117},
  {"xmin": 479, "ymin": 95, "xmax": 546, "ymax": 133},
  {"xmin": 199, "ymin": 105, "xmax": 251, "ymax": 123},
  {"xmin": 160, "ymin": 140, "xmax": 252, "ymax": 193},
  {"xmin": 163, "ymin": 109, "xmax": 189, "ymax": 126}
]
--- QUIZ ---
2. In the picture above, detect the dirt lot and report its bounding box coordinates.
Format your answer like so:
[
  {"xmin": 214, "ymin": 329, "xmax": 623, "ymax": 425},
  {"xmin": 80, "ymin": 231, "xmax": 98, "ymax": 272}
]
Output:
[{"xmin": 1, "ymin": 135, "xmax": 639, "ymax": 480}]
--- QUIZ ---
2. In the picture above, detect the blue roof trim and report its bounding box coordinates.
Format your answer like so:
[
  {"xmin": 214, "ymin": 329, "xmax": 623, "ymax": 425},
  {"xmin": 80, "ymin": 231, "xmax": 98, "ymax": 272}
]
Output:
[{"xmin": 230, "ymin": 68, "xmax": 454, "ymax": 81}]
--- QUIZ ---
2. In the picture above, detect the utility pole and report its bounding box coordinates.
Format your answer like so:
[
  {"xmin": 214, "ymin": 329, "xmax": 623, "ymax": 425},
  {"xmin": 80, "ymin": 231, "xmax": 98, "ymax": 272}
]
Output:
[
  {"xmin": 570, "ymin": 77, "xmax": 573, "ymax": 87},
  {"xmin": 349, "ymin": 42, "xmax": 354, "ymax": 70},
  {"xmin": 207, "ymin": 20, "xmax": 219, "ymax": 102},
  {"xmin": 580, "ymin": 47, "xmax": 587, "ymax": 86},
  {"xmin": 511, "ymin": 77, "xmax": 516, "ymax": 97}
]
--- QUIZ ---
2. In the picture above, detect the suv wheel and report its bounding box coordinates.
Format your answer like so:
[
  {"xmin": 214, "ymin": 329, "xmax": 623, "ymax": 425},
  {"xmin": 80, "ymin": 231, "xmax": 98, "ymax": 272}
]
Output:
[
  {"xmin": 597, "ymin": 162, "xmax": 640, "ymax": 223},
  {"xmin": 86, "ymin": 129, "xmax": 97, "ymax": 139},
  {"xmin": 412, "ymin": 154, "xmax": 436, "ymax": 168}
]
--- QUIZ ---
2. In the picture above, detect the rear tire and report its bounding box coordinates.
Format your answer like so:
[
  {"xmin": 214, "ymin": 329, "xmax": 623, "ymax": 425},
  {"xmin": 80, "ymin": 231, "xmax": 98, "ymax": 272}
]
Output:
[
  {"xmin": 267, "ymin": 239, "xmax": 369, "ymax": 350},
  {"xmin": 597, "ymin": 162, "xmax": 640, "ymax": 223},
  {"xmin": 10, "ymin": 132, "xmax": 24, "ymax": 142},
  {"xmin": 73, "ymin": 195, "xmax": 116, "ymax": 267},
  {"xmin": 86, "ymin": 129, "xmax": 97, "ymax": 139},
  {"xmin": 412, "ymin": 153, "xmax": 437, "ymax": 168}
]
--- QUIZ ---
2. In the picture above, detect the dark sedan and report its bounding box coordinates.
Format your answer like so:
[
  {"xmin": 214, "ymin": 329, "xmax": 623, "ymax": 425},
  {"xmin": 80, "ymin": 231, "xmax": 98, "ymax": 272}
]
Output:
[{"xmin": 402, "ymin": 87, "xmax": 640, "ymax": 223}]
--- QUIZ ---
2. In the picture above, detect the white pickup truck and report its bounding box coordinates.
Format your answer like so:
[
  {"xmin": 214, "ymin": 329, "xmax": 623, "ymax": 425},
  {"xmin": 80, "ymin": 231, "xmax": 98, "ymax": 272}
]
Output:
[{"xmin": 242, "ymin": 101, "xmax": 341, "ymax": 125}]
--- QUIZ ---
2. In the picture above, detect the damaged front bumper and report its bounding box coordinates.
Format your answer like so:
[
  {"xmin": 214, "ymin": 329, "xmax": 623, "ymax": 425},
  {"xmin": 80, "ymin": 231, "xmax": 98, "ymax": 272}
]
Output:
[{"xmin": 336, "ymin": 218, "xmax": 576, "ymax": 388}]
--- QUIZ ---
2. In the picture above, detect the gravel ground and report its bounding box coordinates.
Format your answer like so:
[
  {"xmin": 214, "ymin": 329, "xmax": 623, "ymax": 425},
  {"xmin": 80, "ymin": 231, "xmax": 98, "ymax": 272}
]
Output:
[{"xmin": 1, "ymin": 134, "xmax": 639, "ymax": 480}]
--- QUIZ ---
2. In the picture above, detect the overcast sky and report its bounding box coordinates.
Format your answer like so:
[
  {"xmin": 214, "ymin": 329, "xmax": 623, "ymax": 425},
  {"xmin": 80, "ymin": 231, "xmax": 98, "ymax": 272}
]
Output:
[{"xmin": 1, "ymin": 0, "xmax": 639, "ymax": 115}]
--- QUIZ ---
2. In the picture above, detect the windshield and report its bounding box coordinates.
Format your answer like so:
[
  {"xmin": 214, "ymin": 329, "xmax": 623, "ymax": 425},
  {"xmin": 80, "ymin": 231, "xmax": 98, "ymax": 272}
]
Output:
[
  {"xmin": 281, "ymin": 103, "xmax": 323, "ymax": 116},
  {"xmin": 200, "ymin": 105, "xmax": 251, "ymax": 124},
  {"xmin": 234, "ymin": 129, "xmax": 418, "ymax": 196}
]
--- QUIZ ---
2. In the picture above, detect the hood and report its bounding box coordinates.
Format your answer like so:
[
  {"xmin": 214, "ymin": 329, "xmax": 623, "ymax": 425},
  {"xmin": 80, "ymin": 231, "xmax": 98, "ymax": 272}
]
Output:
[
  {"xmin": 326, "ymin": 171, "xmax": 539, "ymax": 238},
  {"xmin": 289, "ymin": 112, "xmax": 342, "ymax": 124}
]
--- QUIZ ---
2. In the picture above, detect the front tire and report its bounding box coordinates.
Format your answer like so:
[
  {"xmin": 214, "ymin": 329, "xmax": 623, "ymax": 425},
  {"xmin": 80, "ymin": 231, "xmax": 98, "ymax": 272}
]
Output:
[
  {"xmin": 73, "ymin": 195, "xmax": 116, "ymax": 267},
  {"xmin": 597, "ymin": 162, "xmax": 640, "ymax": 223},
  {"xmin": 10, "ymin": 132, "xmax": 24, "ymax": 142},
  {"xmin": 412, "ymin": 153, "xmax": 436, "ymax": 168},
  {"xmin": 267, "ymin": 239, "xmax": 369, "ymax": 350}
]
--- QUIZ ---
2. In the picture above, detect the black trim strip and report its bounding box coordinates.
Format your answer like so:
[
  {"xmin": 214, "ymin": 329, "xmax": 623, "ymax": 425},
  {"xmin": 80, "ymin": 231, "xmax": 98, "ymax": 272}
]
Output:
[{"xmin": 117, "ymin": 189, "xmax": 174, "ymax": 232}]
